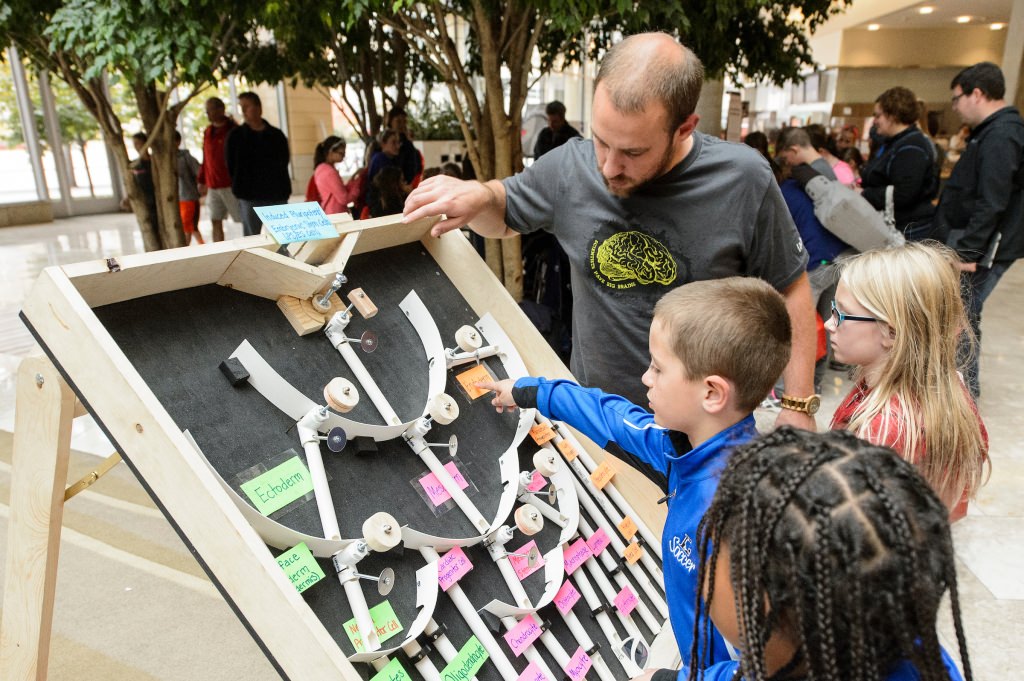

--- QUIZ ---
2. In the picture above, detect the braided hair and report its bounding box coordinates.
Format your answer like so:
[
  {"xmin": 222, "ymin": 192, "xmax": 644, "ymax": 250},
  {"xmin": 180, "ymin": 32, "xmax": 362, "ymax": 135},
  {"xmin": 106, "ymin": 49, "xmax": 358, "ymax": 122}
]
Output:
[{"xmin": 689, "ymin": 428, "xmax": 971, "ymax": 681}]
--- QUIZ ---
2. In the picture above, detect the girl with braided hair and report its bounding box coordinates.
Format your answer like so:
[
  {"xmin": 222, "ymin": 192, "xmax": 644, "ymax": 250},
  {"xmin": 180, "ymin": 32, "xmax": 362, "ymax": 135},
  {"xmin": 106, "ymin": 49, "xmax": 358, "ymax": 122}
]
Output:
[
  {"xmin": 690, "ymin": 428, "xmax": 971, "ymax": 681},
  {"xmin": 825, "ymin": 242, "xmax": 988, "ymax": 521}
]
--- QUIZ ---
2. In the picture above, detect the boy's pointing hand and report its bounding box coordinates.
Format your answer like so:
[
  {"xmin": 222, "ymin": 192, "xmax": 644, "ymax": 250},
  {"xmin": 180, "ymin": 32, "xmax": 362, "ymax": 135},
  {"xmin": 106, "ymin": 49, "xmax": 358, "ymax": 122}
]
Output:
[{"xmin": 476, "ymin": 379, "xmax": 518, "ymax": 413}]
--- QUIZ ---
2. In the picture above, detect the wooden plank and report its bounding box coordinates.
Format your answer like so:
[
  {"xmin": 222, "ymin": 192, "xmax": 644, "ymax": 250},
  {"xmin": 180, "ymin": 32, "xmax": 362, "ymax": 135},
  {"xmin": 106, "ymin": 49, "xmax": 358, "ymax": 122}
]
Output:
[
  {"xmin": 218, "ymin": 248, "xmax": 329, "ymax": 301},
  {"xmin": 19, "ymin": 268, "xmax": 358, "ymax": 680},
  {"xmin": 62, "ymin": 234, "xmax": 278, "ymax": 308},
  {"xmin": 288, "ymin": 213, "xmax": 355, "ymax": 265},
  {"xmin": 347, "ymin": 215, "xmax": 436, "ymax": 255},
  {"xmin": 424, "ymin": 232, "xmax": 668, "ymax": 536},
  {"xmin": 0, "ymin": 357, "xmax": 77, "ymax": 681}
]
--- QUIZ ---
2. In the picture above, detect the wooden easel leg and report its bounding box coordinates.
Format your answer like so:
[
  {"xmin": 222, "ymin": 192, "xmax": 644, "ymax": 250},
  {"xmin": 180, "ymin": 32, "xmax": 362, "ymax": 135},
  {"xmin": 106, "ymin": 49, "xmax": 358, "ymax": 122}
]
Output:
[{"xmin": 0, "ymin": 356, "xmax": 78, "ymax": 681}]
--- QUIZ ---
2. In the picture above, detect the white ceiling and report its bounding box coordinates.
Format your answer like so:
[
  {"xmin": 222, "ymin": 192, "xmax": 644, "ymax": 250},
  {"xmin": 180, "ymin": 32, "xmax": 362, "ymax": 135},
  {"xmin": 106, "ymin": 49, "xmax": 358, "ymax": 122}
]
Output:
[{"xmin": 863, "ymin": 0, "xmax": 1012, "ymax": 28}]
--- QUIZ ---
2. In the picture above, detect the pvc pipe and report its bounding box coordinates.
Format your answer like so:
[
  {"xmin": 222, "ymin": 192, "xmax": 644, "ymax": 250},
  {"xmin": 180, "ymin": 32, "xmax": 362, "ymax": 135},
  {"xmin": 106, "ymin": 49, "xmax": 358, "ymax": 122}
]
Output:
[
  {"xmin": 446, "ymin": 345, "xmax": 501, "ymax": 370},
  {"xmin": 500, "ymin": 616, "xmax": 559, "ymax": 681},
  {"xmin": 327, "ymin": 325, "xmax": 402, "ymax": 426},
  {"xmin": 297, "ymin": 409, "xmax": 342, "ymax": 540},
  {"xmin": 408, "ymin": 433, "xmax": 490, "ymax": 533},
  {"xmin": 572, "ymin": 564, "xmax": 644, "ymax": 677}
]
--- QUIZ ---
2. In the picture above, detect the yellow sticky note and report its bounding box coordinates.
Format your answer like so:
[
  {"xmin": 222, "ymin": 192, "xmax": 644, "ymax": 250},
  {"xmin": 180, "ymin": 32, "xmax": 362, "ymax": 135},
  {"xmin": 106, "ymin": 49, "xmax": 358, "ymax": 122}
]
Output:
[
  {"xmin": 623, "ymin": 542, "xmax": 643, "ymax": 565},
  {"xmin": 275, "ymin": 542, "xmax": 325, "ymax": 594},
  {"xmin": 343, "ymin": 600, "xmax": 404, "ymax": 652},
  {"xmin": 618, "ymin": 516, "xmax": 638, "ymax": 541},
  {"xmin": 456, "ymin": 364, "xmax": 495, "ymax": 400},
  {"xmin": 557, "ymin": 439, "xmax": 578, "ymax": 461},
  {"xmin": 589, "ymin": 461, "xmax": 615, "ymax": 490},
  {"xmin": 530, "ymin": 423, "xmax": 556, "ymax": 445}
]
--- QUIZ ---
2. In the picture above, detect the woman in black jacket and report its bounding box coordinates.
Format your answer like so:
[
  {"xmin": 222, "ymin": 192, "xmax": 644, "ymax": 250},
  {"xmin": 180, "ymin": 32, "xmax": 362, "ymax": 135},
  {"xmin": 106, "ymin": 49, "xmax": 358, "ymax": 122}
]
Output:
[{"xmin": 860, "ymin": 87, "xmax": 939, "ymax": 241}]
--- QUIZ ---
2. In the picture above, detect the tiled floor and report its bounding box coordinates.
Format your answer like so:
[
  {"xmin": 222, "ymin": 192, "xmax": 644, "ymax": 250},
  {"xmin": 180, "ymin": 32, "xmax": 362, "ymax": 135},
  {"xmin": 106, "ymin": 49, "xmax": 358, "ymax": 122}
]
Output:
[{"xmin": 0, "ymin": 211, "xmax": 1020, "ymax": 679}]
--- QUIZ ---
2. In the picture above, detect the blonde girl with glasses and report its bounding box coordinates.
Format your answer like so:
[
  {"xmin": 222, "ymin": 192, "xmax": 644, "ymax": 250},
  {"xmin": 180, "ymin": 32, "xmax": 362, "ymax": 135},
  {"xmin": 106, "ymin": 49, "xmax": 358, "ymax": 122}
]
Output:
[{"xmin": 824, "ymin": 242, "xmax": 988, "ymax": 521}]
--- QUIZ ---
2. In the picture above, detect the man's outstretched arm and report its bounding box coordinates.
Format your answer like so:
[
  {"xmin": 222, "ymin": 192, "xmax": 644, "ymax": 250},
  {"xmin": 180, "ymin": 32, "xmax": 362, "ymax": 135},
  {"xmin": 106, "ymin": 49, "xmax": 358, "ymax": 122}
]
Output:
[{"xmin": 403, "ymin": 175, "xmax": 515, "ymax": 238}]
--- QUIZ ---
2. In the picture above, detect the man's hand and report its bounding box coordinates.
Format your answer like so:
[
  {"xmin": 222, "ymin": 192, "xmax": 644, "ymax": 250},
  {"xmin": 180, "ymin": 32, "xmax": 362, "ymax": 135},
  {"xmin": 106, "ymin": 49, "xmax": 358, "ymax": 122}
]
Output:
[
  {"xmin": 774, "ymin": 408, "xmax": 817, "ymax": 432},
  {"xmin": 476, "ymin": 379, "xmax": 518, "ymax": 413},
  {"xmin": 403, "ymin": 175, "xmax": 504, "ymax": 237},
  {"xmin": 198, "ymin": 183, "xmax": 208, "ymax": 197},
  {"xmin": 958, "ymin": 261, "xmax": 978, "ymax": 273}
]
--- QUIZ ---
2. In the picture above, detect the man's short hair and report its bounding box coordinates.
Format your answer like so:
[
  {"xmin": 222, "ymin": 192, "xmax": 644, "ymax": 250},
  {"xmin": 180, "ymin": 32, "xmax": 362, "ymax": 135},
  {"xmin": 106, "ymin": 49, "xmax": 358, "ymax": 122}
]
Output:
[
  {"xmin": 386, "ymin": 106, "xmax": 407, "ymax": 126},
  {"xmin": 238, "ymin": 91, "xmax": 261, "ymax": 107},
  {"xmin": 951, "ymin": 62, "xmax": 1005, "ymax": 100},
  {"xmin": 132, "ymin": 132, "xmax": 147, "ymax": 144},
  {"xmin": 545, "ymin": 101, "xmax": 567, "ymax": 117},
  {"xmin": 206, "ymin": 97, "xmax": 225, "ymax": 109},
  {"xmin": 876, "ymin": 86, "xmax": 921, "ymax": 125},
  {"xmin": 778, "ymin": 127, "xmax": 812, "ymax": 150},
  {"xmin": 594, "ymin": 33, "xmax": 704, "ymax": 133},
  {"xmin": 653, "ymin": 277, "xmax": 791, "ymax": 413}
]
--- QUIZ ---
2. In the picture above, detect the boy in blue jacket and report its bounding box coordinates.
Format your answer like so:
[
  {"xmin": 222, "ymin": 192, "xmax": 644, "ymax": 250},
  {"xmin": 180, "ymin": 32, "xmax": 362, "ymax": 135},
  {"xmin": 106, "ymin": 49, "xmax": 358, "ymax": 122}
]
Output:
[{"xmin": 482, "ymin": 276, "xmax": 793, "ymax": 678}]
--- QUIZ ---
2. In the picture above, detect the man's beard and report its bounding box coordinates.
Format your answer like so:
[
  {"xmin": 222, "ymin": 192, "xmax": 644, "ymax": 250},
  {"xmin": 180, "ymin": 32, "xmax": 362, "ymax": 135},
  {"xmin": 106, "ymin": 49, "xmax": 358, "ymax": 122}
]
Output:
[{"xmin": 600, "ymin": 139, "xmax": 678, "ymax": 198}]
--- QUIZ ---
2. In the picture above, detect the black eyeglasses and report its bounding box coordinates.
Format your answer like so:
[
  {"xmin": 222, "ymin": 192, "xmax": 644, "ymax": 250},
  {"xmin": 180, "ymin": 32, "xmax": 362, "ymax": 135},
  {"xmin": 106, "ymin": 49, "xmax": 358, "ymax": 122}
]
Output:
[
  {"xmin": 830, "ymin": 300, "xmax": 881, "ymax": 327},
  {"xmin": 951, "ymin": 92, "xmax": 967, "ymax": 104}
]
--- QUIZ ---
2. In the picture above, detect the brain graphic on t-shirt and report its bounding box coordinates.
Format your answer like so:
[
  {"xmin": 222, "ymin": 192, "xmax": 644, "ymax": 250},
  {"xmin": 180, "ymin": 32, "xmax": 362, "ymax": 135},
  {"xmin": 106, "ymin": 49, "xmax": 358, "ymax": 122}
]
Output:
[{"xmin": 595, "ymin": 231, "xmax": 677, "ymax": 286}]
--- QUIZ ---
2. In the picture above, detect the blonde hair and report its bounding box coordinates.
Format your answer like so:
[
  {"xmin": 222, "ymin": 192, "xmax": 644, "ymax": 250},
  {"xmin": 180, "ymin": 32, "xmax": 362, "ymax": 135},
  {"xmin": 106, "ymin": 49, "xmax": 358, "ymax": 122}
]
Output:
[
  {"xmin": 653, "ymin": 277, "xmax": 791, "ymax": 413},
  {"xmin": 839, "ymin": 242, "xmax": 988, "ymax": 508}
]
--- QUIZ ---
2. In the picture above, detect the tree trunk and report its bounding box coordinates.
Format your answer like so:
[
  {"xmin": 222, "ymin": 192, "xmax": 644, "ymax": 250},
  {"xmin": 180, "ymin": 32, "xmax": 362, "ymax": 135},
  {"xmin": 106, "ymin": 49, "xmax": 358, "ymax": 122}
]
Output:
[{"xmin": 134, "ymin": 80, "xmax": 184, "ymax": 250}]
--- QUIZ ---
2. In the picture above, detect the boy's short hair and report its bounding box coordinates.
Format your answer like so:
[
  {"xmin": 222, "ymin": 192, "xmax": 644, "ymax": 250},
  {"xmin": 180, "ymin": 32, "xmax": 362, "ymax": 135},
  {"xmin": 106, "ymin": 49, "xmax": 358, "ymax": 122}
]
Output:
[
  {"xmin": 653, "ymin": 277, "xmax": 791, "ymax": 412},
  {"xmin": 778, "ymin": 127, "xmax": 812, "ymax": 150}
]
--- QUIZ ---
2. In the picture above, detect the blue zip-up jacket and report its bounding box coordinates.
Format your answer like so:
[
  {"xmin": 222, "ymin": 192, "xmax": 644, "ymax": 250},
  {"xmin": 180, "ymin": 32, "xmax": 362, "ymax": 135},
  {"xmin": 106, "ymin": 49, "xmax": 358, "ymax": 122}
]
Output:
[
  {"xmin": 513, "ymin": 377, "xmax": 760, "ymax": 676},
  {"xmin": 699, "ymin": 645, "xmax": 963, "ymax": 680}
]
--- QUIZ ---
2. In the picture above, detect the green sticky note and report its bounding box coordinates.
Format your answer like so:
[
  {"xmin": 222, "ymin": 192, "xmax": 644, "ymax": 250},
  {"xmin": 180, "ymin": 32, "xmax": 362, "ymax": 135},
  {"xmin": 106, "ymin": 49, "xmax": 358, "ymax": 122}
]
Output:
[
  {"xmin": 440, "ymin": 635, "xmax": 489, "ymax": 681},
  {"xmin": 276, "ymin": 542, "xmax": 326, "ymax": 594},
  {"xmin": 240, "ymin": 456, "xmax": 314, "ymax": 516},
  {"xmin": 342, "ymin": 600, "xmax": 404, "ymax": 652},
  {"xmin": 370, "ymin": 658, "xmax": 412, "ymax": 681}
]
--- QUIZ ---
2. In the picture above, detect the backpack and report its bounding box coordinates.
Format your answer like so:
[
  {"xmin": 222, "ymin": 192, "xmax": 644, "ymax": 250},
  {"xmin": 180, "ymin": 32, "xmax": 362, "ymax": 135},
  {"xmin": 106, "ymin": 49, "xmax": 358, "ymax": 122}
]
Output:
[{"xmin": 791, "ymin": 164, "xmax": 905, "ymax": 252}]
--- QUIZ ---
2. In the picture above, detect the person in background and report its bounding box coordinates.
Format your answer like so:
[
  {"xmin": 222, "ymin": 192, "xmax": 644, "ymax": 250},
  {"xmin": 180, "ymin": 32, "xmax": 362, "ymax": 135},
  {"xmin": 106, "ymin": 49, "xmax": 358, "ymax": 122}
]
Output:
[
  {"xmin": 836, "ymin": 124, "xmax": 859, "ymax": 153},
  {"xmin": 123, "ymin": 132, "xmax": 159, "ymax": 237},
  {"xmin": 366, "ymin": 129, "xmax": 405, "ymax": 213},
  {"xmin": 859, "ymin": 86, "xmax": 938, "ymax": 241},
  {"xmin": 386, "ymin": 106, "xmax": 423, "ymax": 186},
  {"xmin": 775, "ymin": 127, "xmax": 837, "ymax": 180},
  {"xmin": 197, "ymin": 97, "xmax": 240, "ymax": 241},
  {"xmin": 348, "ymin": 139, "xmax": 380, "ymax": 219},
  {"xmin": 369, "ymin": 166, "xmax": 408, "ymax": 217},
  {"xmin": 805, "ymin": 124, "xmax": 856, "ymax": 187},
  {"xmin": 534, "ymin": 100, "xmax": 582, "ymax": 158},
  {"xmin": 175, "ymin": 130, "xmax": 205, "ymax": 245},
  {"xmin": 742, "ymin": 131, "xmax": 781, "ymax": 183},
  {"xmin": 840, "ymin": 146, "xmax": 865, "ymax": 183},
  {"xmin": 309, "ymin": 135, "xmax": 353, "ymax": 215},
  {"xmin": 225, "ymin": 91, "xmax": 291, "ymax": 236}
]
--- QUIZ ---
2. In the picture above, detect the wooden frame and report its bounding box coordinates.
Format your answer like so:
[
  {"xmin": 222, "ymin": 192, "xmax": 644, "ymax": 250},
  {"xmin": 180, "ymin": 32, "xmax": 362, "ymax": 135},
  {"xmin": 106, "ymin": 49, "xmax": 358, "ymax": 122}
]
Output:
[{"xmin": 0, "ymin": 215, "xmax": 667, "ymax": 680}]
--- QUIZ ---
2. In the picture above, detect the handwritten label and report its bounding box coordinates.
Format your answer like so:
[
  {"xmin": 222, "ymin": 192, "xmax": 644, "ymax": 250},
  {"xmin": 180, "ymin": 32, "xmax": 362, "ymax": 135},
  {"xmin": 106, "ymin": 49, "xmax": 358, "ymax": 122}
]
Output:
[
  {"xmin": 526, "ymin": 470, "xmax": 547, "ymax": 492},
  {"xmin": 371, "ymin": 658, "xmax": 412, "ymax": 681},
  {"xmin": 564, "ymin": 647, "xmax": 592, "ymax": 681},
  {"xmin": 618, "ymin": 516, "xmax": 639, "ymax": 541},
  {"xmin": 456, "ymin": 364, "xmax": 494, "ymax": 400},
  {"xmin": 275, "ymin": 542, "xmax": 325, "ymax": 594},
  {"xmin": 502, "ymin": 614, "xmax": 542, "ymax": 657},
  {"xmin": 516, "ymin": 660, "xmax": 550, "ymax": 681},
  {"xmin": 614, "ymin": 586, "xmax": 639, "ymax": 616},
  {"xmin": 419, "ymin": 462, "xmax": 470, "ymax": 506},
  {"xmin": 441, "ymin": 635, "xmax": 489, "ymax": 681},
  {"xmin": 530, "ymin": 423, "xmax": 556, "ymax": 445},
  {"xmin": 623, "ymin": 542, "xmax": 644, "ymax": 565},
  {"xmin": 342, "ymin": 600, "xmax": 404, "ymax": 652},
  {"xmin": 563, "ymin": 538, "xmax": 593, "ymax": 575},
  {"xmin": 557, "ymin": 439, "xmax": 578, "ymax": 461},
  {"xmin": 586, "ymin": 528, "xmax": 611, "ymax": 557},
  {"xmin": 240, "ymin": 456, "xmax": 314, "ymax": 516},
  {"xmin": 438, "ymin": 546, "xmax": 474, "ymax": 591},
  {"xmin": 554, "ymin": 580, "xmax": 582, "ymax": 615},
  {"xmin": 508, "ymin": 540, "xmax": 545, "ymax": 580},
  {"xmin": 255, "ymin": 201, "xmax": 337, "ymax": 244},
  {"xmin": 589, "ymin": 461, "xmax": 615, "ymax": 490}
]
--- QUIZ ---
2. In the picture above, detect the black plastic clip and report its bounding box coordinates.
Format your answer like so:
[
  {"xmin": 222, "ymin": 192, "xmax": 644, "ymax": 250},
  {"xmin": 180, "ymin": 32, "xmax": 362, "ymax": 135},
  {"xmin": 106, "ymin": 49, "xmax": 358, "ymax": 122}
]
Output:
[{"xmin": 106, "ymin": 257, "xmax": 121, "ymax": 273}]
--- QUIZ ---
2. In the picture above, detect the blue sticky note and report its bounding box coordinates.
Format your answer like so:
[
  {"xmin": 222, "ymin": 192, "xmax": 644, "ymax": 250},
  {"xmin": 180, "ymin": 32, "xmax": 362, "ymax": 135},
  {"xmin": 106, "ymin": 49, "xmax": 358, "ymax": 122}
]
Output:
[{"xmin": 254, "ymin": 202, "xmax": 337, "ymax": 244}]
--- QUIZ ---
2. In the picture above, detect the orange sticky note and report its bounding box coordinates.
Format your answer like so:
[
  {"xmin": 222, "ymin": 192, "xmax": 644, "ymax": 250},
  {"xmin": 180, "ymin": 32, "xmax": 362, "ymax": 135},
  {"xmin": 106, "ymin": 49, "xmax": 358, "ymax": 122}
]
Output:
[
  {"xmin": 456, "ymin": 364, "xmax": 494, "ymax": 400},
  {"xmin": 623, "ymin": 542, "xmax": 643, "ymax": 565},
  {"xmin": 557, "ymin": 439, "xmax": 578, "ymax": 461},
  {"xmin": 617, "ymin": 516, "xmax": 638, "ymax": 541},
  {"xmin": 589, "ymin": 461, "xmax": 615, "ymax": 490},
  {"xmin": 530, "ymin": 423, "xmax": 556, "ymax": 445}
]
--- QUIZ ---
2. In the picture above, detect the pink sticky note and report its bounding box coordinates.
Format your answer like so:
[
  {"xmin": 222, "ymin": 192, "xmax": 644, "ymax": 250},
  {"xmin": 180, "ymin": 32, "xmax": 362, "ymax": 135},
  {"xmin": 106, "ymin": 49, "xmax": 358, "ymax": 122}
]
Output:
[
  {"xmin": 526, "ymin": 470, "xmax": 547, "ymax": 492},
  {"xmin": 562, "ymin": 538, "xmax": 593, "ymax": 575},
  {"xmin": 613, "ymin": 585, "xmax": 639, "ymax": 616},
  {"xmin": 508, "ymin": 540, "xmax": 545, "ymax": 580},
  {"xmin": 418, "ymin": 462, "xmax": 470, "ymax": 506},
  {"xmin": 585, "ymin": 528, "xmax": 611, "ymax": 557},
  {"xmin": 517, "ymin": 660, "xmax": 549, "ymax": 681},
  {"xmin": 554, "ymin": 580, "xmax": 581, "ymax": 615},
  {"xmin": 564, "ymin": 647, "xmax": 592, "ymax": 681},
  {"xmin": 437, "ymin": 546, "xmax": 474, "ymax": 591},
  {"xmin": 503, "ymin": 614, "xmax": 542, "ymax": 657}
]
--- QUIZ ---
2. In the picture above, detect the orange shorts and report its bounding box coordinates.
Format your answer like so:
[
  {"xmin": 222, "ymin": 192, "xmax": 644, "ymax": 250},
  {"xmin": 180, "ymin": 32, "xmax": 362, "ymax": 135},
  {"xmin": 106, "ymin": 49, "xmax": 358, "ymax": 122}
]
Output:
[{"xmin": 179, "ymin": 200, "xmax": 200, "ymax": 234}]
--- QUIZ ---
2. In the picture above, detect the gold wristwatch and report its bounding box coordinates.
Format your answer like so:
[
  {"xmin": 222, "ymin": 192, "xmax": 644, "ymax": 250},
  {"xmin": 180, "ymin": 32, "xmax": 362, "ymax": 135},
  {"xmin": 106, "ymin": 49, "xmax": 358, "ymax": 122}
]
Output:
[{"xmin": 780, "ymin": 393, "xmax": 821, "ymax": 415}]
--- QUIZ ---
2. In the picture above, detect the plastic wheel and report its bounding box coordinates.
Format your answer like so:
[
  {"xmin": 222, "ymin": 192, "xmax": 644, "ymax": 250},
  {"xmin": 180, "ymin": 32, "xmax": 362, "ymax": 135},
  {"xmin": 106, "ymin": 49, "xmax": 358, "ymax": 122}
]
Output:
[
  {"xmin": 455, "ymin": 325, "xmax": 483, "ymax": 352},
  {"xmin": 428, "ymin": 393, "xmax": 460, "ymax": 425},
  {"xmin": 533, "ymin": 450, "xmax": 558, "ymax": 477},
  {"xmin": 324, "ymin": 377, "xmax": 359, "ymax": 413},
  {"xmin": 362, "ymin": 512, "xmax": 402, "ymax": 552},
  {"xmin": 514, "ymin": 503, "xmax": 544, "ymax": 536}
]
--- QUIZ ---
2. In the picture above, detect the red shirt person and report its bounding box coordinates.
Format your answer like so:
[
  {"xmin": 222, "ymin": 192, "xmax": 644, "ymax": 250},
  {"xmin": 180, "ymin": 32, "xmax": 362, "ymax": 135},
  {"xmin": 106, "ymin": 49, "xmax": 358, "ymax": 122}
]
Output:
[{"xmin": 198, "ymin": 97, "xmax": 241, "ymax": 241}]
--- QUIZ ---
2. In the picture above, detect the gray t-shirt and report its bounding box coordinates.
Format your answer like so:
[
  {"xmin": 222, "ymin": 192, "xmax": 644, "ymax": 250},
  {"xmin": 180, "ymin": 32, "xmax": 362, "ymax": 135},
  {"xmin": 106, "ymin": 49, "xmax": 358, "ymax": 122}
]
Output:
[
  {"xmin": 811, "ymin": 157, "xmax": 837, "ymax": 181},
  {"xmin": 503, "ymin": 134, "xmax": 807, "ymax": 406}
]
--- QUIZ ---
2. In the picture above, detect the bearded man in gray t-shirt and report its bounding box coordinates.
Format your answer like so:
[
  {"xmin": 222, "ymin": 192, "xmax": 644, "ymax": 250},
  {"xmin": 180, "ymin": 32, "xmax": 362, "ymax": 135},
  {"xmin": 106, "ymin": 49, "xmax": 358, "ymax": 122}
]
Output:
[{"xmin": 404, "ymin": 32, "xmax": 819, "ymax": 436}]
